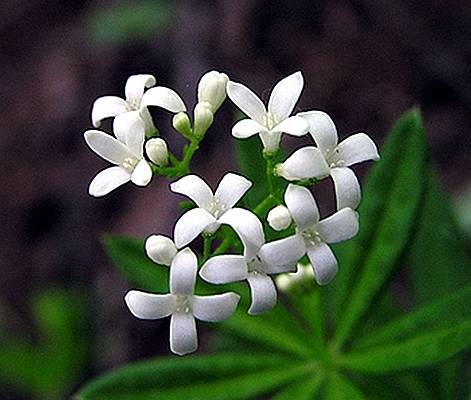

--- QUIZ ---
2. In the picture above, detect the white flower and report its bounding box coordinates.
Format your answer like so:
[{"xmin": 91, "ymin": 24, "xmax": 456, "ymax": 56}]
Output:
[
  {"xmin": 145, "ymin": 138, "xmax": 168, "ymax": 166},
  {"xmin": 145, "ymin": 235, "xmax": 178, "ymax": 266},
  {"xmin": 170, "ymin": 173, "xmax": 252, "ymax": 248},
  {"xmin": 125, "ymin": 248, "xmax": 240, "ymax": 356},
  {"xmin": 84, "ymin": 114, "xmax": 152, "ymax": 197},
  {"xmin": 197, "ymin": 70, "xmax": 229, "ymax": 113},
  {"xmin": 226, "ymin": 71, "xmax": 309, "ymax": 152},
  {"xmin": 277, "ymin": 111, "xmax": 380, "ymax": 209},
  {"xmin": 280, "ymin": 184, "xmax": 359, "ymax": 285},
  {"xmin": 200, "ymin": 208, "xmax": 305, "ymax": 315},
  {"xmin": 91, "ymin": 74, "xmax": 187, "ymax": 135}
]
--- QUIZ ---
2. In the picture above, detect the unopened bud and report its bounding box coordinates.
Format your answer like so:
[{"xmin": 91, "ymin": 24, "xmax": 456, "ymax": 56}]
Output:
[
  {"xmin": 275, "ymin": 262, "xmax": 315, "ymax": 292},
  {"xmin": 197, "ymin": 70, "xmax": 229, "ymax": 113},
  {"xmin": 145, "ymin": 138, "xmax": 168, "ymax": 166},
  {"xmin": 145, "ymin": 235, "xmax": 177, "ymax": 266},
  {"xmin": 267, "ymin": 205, "xmax": 292, "ymax": 231},
  {"xmin": 172, "ymin": 112, "xmax": 192, "ymax": 137},
  {"xmin": 193, "ymin": 102, "xmax": 214, "ymax": 137}
]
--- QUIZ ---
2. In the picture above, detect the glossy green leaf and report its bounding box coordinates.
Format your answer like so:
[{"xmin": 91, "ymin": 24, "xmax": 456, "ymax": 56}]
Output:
[
  {"xmin": 75, "ymin": 353, "xmax": 313, "ymax": 400},
  {"xmin": 332, "ymin": 109, "xmax": 427, "ymax": 349},
  {"xmin": 272, "ymin": 373, "xmax": 324, "ymax": 400},
  {"xmin": 326, "ymin": 373, "xmax": 366, "ymax": 399},
  {"xmin": 103, "ymin": 235, "xmax": 168, "ymax": 293},
  {"xmin": 339, "ymin": 319, "xmax": 471, "ymax": 373},
  {"xmin": 355, "ymin": 284, "xmax": 471, "ymax": 349}
]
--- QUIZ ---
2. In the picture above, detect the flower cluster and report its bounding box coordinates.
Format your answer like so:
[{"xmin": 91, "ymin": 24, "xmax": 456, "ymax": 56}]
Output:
[{"xmin": 84, "ymin": 70, "xmax": 379, "ymax": 355}]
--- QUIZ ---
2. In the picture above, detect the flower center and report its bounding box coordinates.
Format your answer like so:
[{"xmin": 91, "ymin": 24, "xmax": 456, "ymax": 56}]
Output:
[
  {"xmin": 174, "ymin": 295, "xmax": 191, "ymax": 313},
  {"xmin": 247, "ymin": 255, "xmax": 264, "ymax": 274},
  {"xmin": 263, "ymin": 112, "xmax": 278, "ymax": 130},
  {"xmin": 302, "ymin": 227, "xmax": 323, "ymax": 246},
  {"xmin": 207, "ymin": 198, "xmax": 226, "ymax": 219},
  {"xmin": 121, "ymin": 157, "xmax": 139, "ymax": 172},
  {"xmin": 324, "ymin": 148, "xmax": 345, "ymax": 169},
  {"xmin": 126, "ymin": 97, "xmax": 141, "ymax": 111}
]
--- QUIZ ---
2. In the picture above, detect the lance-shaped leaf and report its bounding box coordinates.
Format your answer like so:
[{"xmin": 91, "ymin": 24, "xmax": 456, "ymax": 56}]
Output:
[
  {"xmin": 325, "ymin": 373, "xmax": 366, "ymax": 399},
  {"xmin": 75, "ymin": 353, "xmax": 313, "ymax": 400},
  {"xmin": 331, "ymin": 109, "xmax": 427, "ymax": 349},
  {"xmin": 354, "ymin": 284, "xmax": 471, "ymax": 349},
  {"xmin": 272, "ymin": 374, "xmax": 324, "ymax": 400},
  {"xmin": 339, "ymin": 319, "xmax": 471, "ymax": 373}
]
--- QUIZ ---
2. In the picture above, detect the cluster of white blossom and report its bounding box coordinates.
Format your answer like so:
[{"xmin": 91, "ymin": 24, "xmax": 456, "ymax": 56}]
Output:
[{"xmin": 84, "ymin": 70, "xmax": 379, "ymax": 355}]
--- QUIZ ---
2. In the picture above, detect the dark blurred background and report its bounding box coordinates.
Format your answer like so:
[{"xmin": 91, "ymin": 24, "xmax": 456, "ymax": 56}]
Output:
[{"xmin": 1, "ymin": 0, "xmax": 471, "ymax": 398}]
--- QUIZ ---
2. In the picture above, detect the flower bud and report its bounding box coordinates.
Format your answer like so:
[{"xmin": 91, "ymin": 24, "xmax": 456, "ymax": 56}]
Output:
[
  {"xmin": 193, "ymin": 102, "xmax": 214, "ymax": 137},
  {"xmin": 145, "ymin": 235, "xmax": 177, "ymax": 266},
  {"xmin": 267, "ymin": 205, "xmax": 292, "ymax": 231},
  {"xmin": 197, "ymin": 70, "xmax": 229, "ymax": 113},
  {"xmin": 145, "ymin": 138, "xmax": 168, "ymax": 166},
  {"xmin": 275, "ymin": 262, "xmax": 315, "ymax": 292},
  {"xmin": 172, "ymin": 112, "xmax": 192, "ymax": 137}
]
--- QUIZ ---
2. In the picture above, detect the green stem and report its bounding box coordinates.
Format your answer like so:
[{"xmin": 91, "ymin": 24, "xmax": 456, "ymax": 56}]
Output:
[
  {"xmin": 178, "ymin": 136, "xmax": 200, "ymax": 174},
  {"xmin": 203, "ymin": 234, "xmax": 213, "ymax": 263}
]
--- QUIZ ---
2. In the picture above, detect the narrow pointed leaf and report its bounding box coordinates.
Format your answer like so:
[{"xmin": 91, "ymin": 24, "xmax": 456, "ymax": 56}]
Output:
[
  {"xmin": 272, "ymin": 374, "xmax": 324, "ymax": 400},
  {"xmin": 339, "ymin": 319, "xmax": 471, "ymax": 373},
  {"xmin": 332, "ymin": 109, "xmax": 427, "ymax": 349},
  {"xmin": 75, "ymin": 353, "xmax": 313, "ymax": 400},
  {"xmin": 326, "ymin": 373, "xmax": 366, "ymax": 399}
]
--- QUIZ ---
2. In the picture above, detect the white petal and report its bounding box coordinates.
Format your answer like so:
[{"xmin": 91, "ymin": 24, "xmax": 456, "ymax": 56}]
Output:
[
  {"xmin": 298, "ymin": 110, "xmax": 338, "ymax": 154},
  {"xmin": 259, "ymin": 130, "xmax": 282, "ymax": 153},
  {"xmin": 170, "ymin": 175, "xmax": 214, "ymax": 208},
  {"xmin": 284, "ymin": 184, "xmax": 320, "ymax": 231},
  {"xmin": 124, "ymin": 291, "xmax": 174, "ymax": 319},
  {"xmin": 200, "ymin": 255, "xmax": 248, "ymax": 284},
  {"xmin": 125, "ymin": 74, "xmax": 156, "ymax": 104},
  {"xmin": 259, "ymin": 234, "xmax": 305, "ymax": 273},
  {"xmin": 170, "ymin": 312, "xmax": 197, "ymax": 356},
  {"xmin": 214, "ymin": 173, "xmax": 252, "ymax": 210},
  {"xmin": 84, "ymin": 130, "xmax": 132, "ymax": 165},
  {"xmin": 174, "ymin": 208, "xmax": 217, "ymax": 248},
  {"xmin": 318, "ymin": 207, "xmax": 359, "ymax": 244},
  {"xmin": 330, "ymin": 167, "xmax": 361, "ymax": 210},
  {"xmin": 218, "ymin": 208, "xmax": 265, "ymax": 260},
  {"xmin": 272, "ymin": 116, "xmax": 309, "ymax": 137},
  {"xmin": 268, "ymin": 71, "xmax": 304, "ymax": 120},
  {"xmin": 113, "ymin": 112, "xmax": 145, "ymax": 158},
  {"xmin": 139, "ymin": 107, "xmax": 157, "ymax": 135},
  {"xmin": 192, "ymin": 293, "xmax": 240, "ymax": 322},
  {"xmin": 141, "ymin": 86, "xmax": 187, "ymax": 113},
  {"xmin": 170, "ymin": 248, "xmax": 198, "ymax": 295},
  {"xmin": 88, "ymin": 166, "xmax": 131, "ymax": 197},
  {"xmin": 277, "ymin": 146, "xmax": 330, "ymax": 181},
  {"xmin": 306, "ymin": 243, "xmax": 338, "ymax": 285},
  {"xmin": 337, "ymin": 133, "xmax": 380, "ymax": 166},
  {"xmin": 131, "ymin": 159, "xmax": 152, "ymax": 187},
  {"xmin": 226, "ymin": 81, "xmax": 266, "ymax": 124},
  {"xmin": 232, "ymin": 119, "xmax": 266, "ymax": 139},
  {"xmin": 247, "ymin": 273, "xmax": 277, "ymax": 315},
  {"xmin": 91, "ymin": 96, "xmax": 128, "ymax": 127}
]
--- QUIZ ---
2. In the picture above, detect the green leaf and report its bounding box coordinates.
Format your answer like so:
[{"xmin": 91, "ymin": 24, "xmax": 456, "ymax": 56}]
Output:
[
  {"xmin": 339, "ymin": 319, "xmax": 471, "ymax": 373},
  {"xmin": 409, "ymin": 169, "xmax": 471, "ymax": 303},
  {"xmin": 272, "ymin": 373, "xmax": 324, "ymax": 399},
  {"xmin": 0, "ymin": 289, "xmax": 90, "ymax": 399},
  {"xmin": 332, "ymin": 109, "xmax": 427, "ymax": 349},
  {"xmin": 355, "ymin": 284, "xmax": 471, "ymax": 349},
  {"xmin": 103, "ymin": 235, "xmax": 168, "ymax": 293},
  {"xmin": 326, "ymin": 373, "xmax": 366, "ymax": 399},
  {"xmin": 235, "ymin": 135, "xmax": 268, "ymax": 208},
  {"xmin": 75, "ymin": 353, "xmax": 313, "ymax": 400}
]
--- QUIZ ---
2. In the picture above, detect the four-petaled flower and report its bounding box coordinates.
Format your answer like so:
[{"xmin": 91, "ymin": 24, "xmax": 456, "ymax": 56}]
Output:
[
  {"xmin": 200, "ymin": 208, "xmax": 305, "ymax": 314},
  {"xmin": 277, "ymin": 111, "xmax": 379, "ymax": 209},
  {"xmin": 91, "ymin": 74, "xmax": 186, "ymax": 135},
  {"xmin": 125, "ymin": 248, "xmax": 240, "ymax": 355},
  {"xmin": 84, "ymin": 114, "xmax": 152, "ymax": 197},
  {"xmin": 227, "ymin": 71, "xmax": 309, "ymax": 152},
  {"xmin": 170, "ymin": 173, "xmax": 252, "ymax": 248},
  {"xmin": 278, "ymin": 184, "xmax": 359, "ymax": 285}
]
